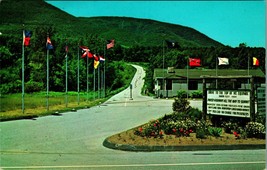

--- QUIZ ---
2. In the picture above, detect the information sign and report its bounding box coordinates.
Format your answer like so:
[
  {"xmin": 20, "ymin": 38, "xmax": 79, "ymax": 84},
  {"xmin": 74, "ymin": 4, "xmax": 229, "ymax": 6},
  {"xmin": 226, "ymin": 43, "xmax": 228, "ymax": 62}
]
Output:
[
  {"xmin": 256, "ymin": 87, "xmax": 265, "ymax": 115},
  {"xmin": 207, "ymin": 90, "xmax": 250, "ymax": 118}
]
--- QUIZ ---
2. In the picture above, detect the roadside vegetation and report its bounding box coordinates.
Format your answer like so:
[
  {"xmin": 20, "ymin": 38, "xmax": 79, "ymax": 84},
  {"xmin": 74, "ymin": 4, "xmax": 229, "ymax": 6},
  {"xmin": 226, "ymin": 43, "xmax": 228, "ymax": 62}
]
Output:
[
  {"xmin": 1, "ymin": 0, "xmax": 265, "ymax": 122},
  {"xmin": 0, "ymin": 63, "xmax": 136, "ymax": 121}
]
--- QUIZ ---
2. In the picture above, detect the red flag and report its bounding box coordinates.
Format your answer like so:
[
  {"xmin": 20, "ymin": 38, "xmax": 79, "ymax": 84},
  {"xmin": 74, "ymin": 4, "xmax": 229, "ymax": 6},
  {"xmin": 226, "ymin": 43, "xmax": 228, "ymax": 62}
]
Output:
[
  {"xmin": 189, "ymin": 58, "xmax": 201, "ymax": 67},
  {"xmin": 107, "ymin": 39, "xmax": 114, "ymax": 49},
  {"xmin": 93, "ymin": 54, "xmax": 99, "ymax": 61},
  {"xmin": 80, "ymin": 46, "xmax": 93, "ymax": 58},
  {"xmin": 23, "ymin": 30, "xmax": 32, "ymax": 46},
  {"xmin": 253, "ymin": 57, "xmax": 259, "ymax": 66},
  {"xmin": 46, "ymin": 37, "xmax": 53, "ymax": 50}
]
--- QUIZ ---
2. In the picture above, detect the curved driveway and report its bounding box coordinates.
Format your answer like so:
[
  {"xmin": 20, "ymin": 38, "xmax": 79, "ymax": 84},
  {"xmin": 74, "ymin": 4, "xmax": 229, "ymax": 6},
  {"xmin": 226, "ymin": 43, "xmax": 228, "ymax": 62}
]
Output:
[{"xmin": 0, "ymin": 65, "xmax": 265, "ymax": 169}]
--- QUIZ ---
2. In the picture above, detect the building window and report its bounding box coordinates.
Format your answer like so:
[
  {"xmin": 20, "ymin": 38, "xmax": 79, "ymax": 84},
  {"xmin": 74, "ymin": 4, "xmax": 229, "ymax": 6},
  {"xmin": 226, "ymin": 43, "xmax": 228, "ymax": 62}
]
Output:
[
  {"xmin": 166, "ymin": 79, "xmax": 172, "ymax": 90},
  {"xmin": 188, "ymin": 80, "xmax": 198, "ymax": 90}
]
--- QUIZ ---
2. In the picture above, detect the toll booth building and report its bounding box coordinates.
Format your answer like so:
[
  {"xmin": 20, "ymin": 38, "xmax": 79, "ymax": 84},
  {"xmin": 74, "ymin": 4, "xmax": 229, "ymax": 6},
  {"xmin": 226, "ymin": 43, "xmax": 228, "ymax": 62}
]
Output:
[{"xmin": 153, "ymin": 68, "xmax": 265, "ymax": 98}]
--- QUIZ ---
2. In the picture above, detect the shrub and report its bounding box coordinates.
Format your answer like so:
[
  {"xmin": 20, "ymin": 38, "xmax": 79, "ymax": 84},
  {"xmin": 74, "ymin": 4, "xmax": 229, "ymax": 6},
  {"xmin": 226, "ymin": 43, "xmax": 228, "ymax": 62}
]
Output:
[
  {"xmin": 172, "ymin": 97, "xmax": 190, "ymax": 113},
  {"xmin": 25, "ymin": 81, "xmax": 44, "ymax": 93},
  {"xmin": 177, "ymin": 90, "xmax": 187, "ymax": 98},
  {"xmin": 245, "ymin": 122, "xmax": 265, "ymax": 139},
  {"xmin": 196, "ymin": 128, "xmax": 206, "ymax": 139},
  {"xmin": 195, "ymin": 120, "xmax": 211, "ymax": 139},
  {"xmin": 189, "ymin": 91, "xmax": 203, "ymax": 98},
  {"xmin": 187, "ymin": 107, "xmax": 202, "ymax": 121},
  {"xmin": 222, "ymin": 121, "xmax": 238, "ymax": 133},
  {"xmin": 208, "ymin": 127, "xmax": 222, "ymax": 137}
]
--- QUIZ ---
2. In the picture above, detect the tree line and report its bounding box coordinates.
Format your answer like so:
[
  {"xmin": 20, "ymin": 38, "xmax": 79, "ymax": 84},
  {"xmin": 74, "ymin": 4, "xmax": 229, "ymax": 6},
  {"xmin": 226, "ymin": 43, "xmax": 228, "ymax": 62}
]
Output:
[{"xmin": 0, "ymin": 26, "xmax": 265, "ymax": 94}]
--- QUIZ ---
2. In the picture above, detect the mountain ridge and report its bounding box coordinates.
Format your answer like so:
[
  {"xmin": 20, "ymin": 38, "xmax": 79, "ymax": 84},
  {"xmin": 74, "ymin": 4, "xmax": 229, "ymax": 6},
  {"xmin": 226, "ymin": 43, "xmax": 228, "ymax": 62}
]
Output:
[{"xmin": 0, "ymin": 0, "xmax": 223, "ymax": 47}]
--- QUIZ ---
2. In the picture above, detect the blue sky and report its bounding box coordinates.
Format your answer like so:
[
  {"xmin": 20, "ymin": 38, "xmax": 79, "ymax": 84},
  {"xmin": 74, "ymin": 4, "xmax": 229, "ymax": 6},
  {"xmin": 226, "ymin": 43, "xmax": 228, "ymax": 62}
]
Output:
[{"xmin": 46, "ymin": 1, "xmax": 266, "ymax": 47}]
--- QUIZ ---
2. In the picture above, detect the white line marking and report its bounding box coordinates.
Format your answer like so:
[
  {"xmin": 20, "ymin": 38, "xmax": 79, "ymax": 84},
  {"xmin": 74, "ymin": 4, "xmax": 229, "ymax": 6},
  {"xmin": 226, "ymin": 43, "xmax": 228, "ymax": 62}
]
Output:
[{"xmin": 2, "ymin": 161, "xmax": 265, "ymax": 169}]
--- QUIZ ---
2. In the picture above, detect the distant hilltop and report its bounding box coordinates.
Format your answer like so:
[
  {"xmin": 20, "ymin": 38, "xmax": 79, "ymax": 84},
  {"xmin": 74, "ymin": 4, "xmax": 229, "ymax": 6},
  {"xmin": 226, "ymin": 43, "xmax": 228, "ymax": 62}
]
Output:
[{"xmin": 0, "ymin": 0, "xmax": 223, "ymax": 48}]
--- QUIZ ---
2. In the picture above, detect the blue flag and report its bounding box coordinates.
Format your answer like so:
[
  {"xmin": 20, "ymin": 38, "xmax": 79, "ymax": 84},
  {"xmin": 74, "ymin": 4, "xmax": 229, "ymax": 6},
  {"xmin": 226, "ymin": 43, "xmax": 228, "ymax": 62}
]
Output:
[{"xmin": 46, "ymin": 37, "xmax": 53, "ymax": 50}]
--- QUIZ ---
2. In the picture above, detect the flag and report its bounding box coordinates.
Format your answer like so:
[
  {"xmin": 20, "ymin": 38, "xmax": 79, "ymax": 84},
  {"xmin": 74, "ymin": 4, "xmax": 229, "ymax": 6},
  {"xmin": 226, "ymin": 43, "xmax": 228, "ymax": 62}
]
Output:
[
  {"xmin": 80, "ymin": 46, "xmax": 93, "ymax": 58},
  {"xmin": 93, "ymin": 54, "xmax": 100, "ymax": 69},
  {"xmin": 218, "ymin": 57, "xmax": 229, "ymax": 65},
  {"xmin": 189, "ymin": 58, "xmax": 201, "ymax": 67},
  {"xmin": 165, "ymin": 40, "xmax": 180, "ymax": 48},
  {"xmin": 46, "ymin": 37, "xmax": 53, "ymax": 50},
  {"xmin": 23, "ymin": 30, "xmax": 32, "ymax": 46},
  {"xmin": 253, "ymin": 57, "xmax": 259, "ymax": 66},
  {"xmin": 107, "ymin": 39, "xmax": 115, "ymax": 49},
  {"xmin": 99, "ymin": 56, "xmax": 105, "ymax": 62},
  {"xmin": 94, "ymin": 60, "xmax": 100, "ymax": 69}
]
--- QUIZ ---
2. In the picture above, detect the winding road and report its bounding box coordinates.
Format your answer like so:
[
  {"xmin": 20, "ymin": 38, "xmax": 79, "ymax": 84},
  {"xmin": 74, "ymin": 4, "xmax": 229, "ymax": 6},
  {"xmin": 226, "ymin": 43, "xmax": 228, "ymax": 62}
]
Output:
[{"xmin": 0, "ymin": 65, "xmax": 265, "ymax": 169}]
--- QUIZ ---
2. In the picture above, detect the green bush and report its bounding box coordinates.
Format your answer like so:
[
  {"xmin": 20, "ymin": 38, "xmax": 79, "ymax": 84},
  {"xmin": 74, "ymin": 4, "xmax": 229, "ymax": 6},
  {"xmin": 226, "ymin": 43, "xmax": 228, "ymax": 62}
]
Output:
[
  {"xmin": 195, "ymin": 120, "xmax": 211, "ymax": 139},
  {"xmin": 245, "ymin": 122, "xmax": 265, "ymax": 139},
  {"xmin": 208, "ymin": 127, "xmax": 222, "ymax": 137},
  {"xmin": 187, "ymin": 107, "xmax": 202, "ymax": 121},
  {"xmin": 172, "ymin": 97, "xmax": 190, "ymax": 113},
  {"xmin": 189, "ymin": 91, "xmax": 203, "ymax": 98},
  {"xmin": 196, "ymin": 128, "xmax": 206, "ymax": 139},
  {"xmin": 177, "ymin": 90, "xmax": 187, "ymax": 98},
  {"xmin": 25, "ymin": 81, "xmax": 44, "ymax": 93},
  {"xmin": 221, "ymin": 121, "xmax": 238, "ymax": 133}
]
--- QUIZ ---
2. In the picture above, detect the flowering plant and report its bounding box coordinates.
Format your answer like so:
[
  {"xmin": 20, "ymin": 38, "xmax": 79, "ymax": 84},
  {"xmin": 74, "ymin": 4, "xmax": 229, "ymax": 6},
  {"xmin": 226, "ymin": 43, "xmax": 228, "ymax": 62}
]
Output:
[
  {"xmin": 222, "ymin": 121, "xmax": 238, "ymax": 133},
  {"xmin": 233, "ymin": 131, "xmax": 240, "ymax": 139},
  {"xmin": 245, "ymin": 122, "xmax": 265, "ymax": 138}
]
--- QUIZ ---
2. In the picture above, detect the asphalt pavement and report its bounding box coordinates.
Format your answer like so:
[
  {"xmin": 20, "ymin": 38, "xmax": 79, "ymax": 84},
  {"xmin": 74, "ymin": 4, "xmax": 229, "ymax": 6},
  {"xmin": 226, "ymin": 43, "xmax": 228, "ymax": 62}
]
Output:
[{"xmin": 0, "ymin": 65, "xmax": 265, "ymax": 170}]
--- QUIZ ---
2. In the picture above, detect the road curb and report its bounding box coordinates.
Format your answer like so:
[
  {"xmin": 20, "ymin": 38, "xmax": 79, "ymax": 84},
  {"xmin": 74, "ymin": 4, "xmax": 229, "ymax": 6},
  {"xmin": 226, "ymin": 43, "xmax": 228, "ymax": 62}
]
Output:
[{"xmin": 103, "ymin": 138, "xmax": 266, "ymax": 152}]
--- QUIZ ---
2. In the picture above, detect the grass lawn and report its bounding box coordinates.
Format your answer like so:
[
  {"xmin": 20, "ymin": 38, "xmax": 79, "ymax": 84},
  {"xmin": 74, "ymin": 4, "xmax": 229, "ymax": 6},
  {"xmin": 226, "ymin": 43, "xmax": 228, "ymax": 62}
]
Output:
[{"xmin": 0, "ymin": 91, "xmax": 108, "ymax": 121}]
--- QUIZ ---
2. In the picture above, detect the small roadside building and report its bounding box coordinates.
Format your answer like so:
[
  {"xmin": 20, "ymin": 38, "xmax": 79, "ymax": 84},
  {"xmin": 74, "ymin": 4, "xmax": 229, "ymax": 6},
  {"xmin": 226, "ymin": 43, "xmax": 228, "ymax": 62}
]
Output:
[{"xmin": 153, "ymin": 68, "xmax": 265, "ymax": 98}]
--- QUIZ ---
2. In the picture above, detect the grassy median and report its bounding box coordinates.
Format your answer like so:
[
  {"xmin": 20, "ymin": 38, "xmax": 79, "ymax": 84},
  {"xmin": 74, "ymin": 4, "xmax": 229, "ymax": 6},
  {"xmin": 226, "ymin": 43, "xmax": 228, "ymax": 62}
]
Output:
[{"xmin": 0, "ymin": 91, "xmax": 108, "ymax": 121}]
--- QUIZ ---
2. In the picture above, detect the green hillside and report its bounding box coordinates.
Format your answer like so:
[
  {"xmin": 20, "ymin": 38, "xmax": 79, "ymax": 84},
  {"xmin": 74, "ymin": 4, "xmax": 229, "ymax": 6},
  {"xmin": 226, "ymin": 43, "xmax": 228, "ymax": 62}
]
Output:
[
  {"xmin": 0, "ymin": 0, "xmax": 265, "ymax": 96},
  {"xmin": 0, "ymin": 0, "xmax": 223, "ymax": 47}
]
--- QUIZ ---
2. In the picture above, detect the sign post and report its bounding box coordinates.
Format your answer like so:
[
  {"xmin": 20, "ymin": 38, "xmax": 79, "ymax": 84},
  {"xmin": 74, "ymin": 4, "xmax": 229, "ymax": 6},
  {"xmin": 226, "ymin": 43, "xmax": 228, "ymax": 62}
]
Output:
[{"xmin": 130, "ymin": 84, "xmax": 133, "ymax": 100}]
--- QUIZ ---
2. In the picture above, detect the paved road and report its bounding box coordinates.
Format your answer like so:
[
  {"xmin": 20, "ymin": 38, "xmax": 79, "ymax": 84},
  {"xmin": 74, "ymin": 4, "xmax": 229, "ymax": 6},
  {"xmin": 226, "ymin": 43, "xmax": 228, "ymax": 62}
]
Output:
[{"xmin": 0, "ymin": 65, "xmax": 265, "ymax": 170}]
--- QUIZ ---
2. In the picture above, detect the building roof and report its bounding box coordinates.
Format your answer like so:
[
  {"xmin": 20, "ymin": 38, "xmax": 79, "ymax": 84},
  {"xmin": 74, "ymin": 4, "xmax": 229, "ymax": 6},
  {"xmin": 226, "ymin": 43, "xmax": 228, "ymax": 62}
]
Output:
[{"xmin": 153, "ymin": 68, "xmax": 265, "ymax": 79}]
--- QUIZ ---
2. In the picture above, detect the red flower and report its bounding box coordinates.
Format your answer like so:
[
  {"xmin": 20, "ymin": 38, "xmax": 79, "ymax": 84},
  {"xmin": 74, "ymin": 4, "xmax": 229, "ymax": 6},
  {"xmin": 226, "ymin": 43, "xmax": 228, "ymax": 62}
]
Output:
[
  {"xmin": 139, "ymin": 127, "xmax": 143, "ymax": 133},
  {"xmin": 154, "ymin": 123, "xmax": 157, "ymax": 127},
  {"xmin": 172, "ymin": 128, "xmax": 177, "ymax": 133},
  {"xmin": 179, "ymin": 128, "xmax": 184, "ymax": 133},
  {"xmin": 185, "ymin": 130, "xmax": 189, "ymax": 134},
  {"xmin": 159, "ymin": 131, "xmax": 163, "ymax": 135},
  {"xmin": 189, "ymin": 129, "xmax": 193, "ymax": 133},
  {"xmin": 233, "ymin": 131, "xmax": 239, "ymax": 137}
]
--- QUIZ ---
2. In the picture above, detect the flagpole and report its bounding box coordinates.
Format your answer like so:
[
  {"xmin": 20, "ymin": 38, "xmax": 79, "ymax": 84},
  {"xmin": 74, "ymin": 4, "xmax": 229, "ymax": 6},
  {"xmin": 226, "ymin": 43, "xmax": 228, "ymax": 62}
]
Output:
[
  {"xmin": 22, "ymin": 28, "xmax": 25, "ymax": 114},
  {"xmin": 247, "ymin": 54, "xmax": 250, "ymax": 87},
  {"xmin": 98, "ymin": 64, "xmax": 101, "ymax": 98},
  {"xmin": 103, "ymin": 43, "xmax": 106, "ymax": 98},
  {"xmin": 187, "ymin": 57, "xmax": 189, "ymax": 99},
  {"xmin": 248, "ymin": 54, "xmax": 250, "ymax": 75},
  {"xmin": 94, "ymin": 67, "xmax": 96, "ymax": 100},
  {"xmin": 77, "ymin": 43, "xmax": 80, "ymax": 105},
  {"xmin": 46, "ymin": 46, "xmax": 49, "ymax": 111},
  {"xmin": 162, "ymin": 40, "xmax": 165, "ymax": 98},
  {"xmin": 216, "ymin": 56, "xmax": 218, "ymax": 89},
  {"xmin": 86, "ymin": 51, "xmax": 89, "ymax": 102},
  {"xmin": 65, "ymin": 45, "xmax": 68, "ymax": 108}
]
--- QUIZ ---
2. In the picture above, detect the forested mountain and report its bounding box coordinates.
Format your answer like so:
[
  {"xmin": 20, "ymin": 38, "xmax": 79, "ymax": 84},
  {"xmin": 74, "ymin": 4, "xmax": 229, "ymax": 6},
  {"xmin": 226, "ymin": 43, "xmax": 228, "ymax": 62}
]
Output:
[
  {"xmin": 0, "ymin": 0, "xmax": 265, "ymax": 94},
  {"xmin": 1, "ymin": 0, "xmax": 223, "ymax": 47}
]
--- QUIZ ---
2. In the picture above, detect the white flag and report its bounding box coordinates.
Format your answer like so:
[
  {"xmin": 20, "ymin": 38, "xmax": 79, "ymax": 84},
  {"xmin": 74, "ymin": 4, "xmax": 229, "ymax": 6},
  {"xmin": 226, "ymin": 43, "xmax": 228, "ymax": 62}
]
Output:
[{"xmin": 218, "ymin": 57, "xmax": 229, "ymax": 65}]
